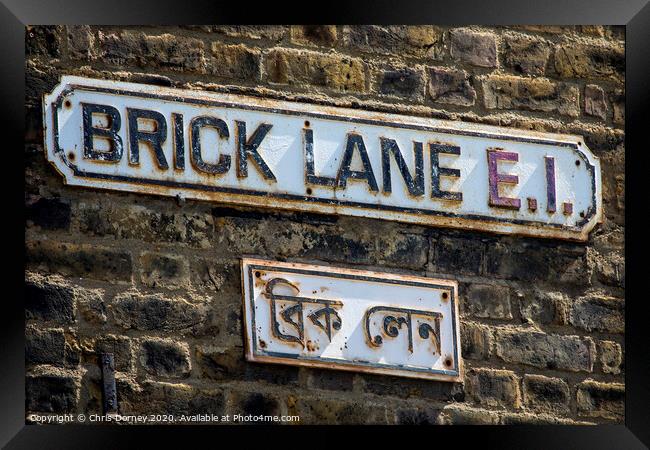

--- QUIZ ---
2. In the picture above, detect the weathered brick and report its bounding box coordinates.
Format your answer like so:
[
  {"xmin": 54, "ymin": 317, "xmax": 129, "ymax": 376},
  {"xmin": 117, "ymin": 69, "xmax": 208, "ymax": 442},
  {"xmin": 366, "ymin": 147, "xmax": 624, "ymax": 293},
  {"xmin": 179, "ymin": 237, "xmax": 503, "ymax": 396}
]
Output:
[
  {"xmin": 600, "ymin": 340, "xmax": 622, "ymax": 375},
  {"xmin": 434, "ymin": 236, "xmax": 484, "ymax": 275},
  {"xmin": 67, "ymin": 25, "xmax": 96, "ymax": 60},
  {"xmin": 93, "ymin": 335, "xmax": 134, "ymax": 372},
  {"xmin": 495, "ymin": 328, "xmax": 595, "ymax": 372},
  {"xmin": 265, "ymin": 48, "xmax": 366, "ymax": 93},
  {"xmin": 26, "ymin": 366, "xmax": 81, "ymax": 413},
  {"xmin": 342, "ymin": 25, "xmax": 441, "ymax": 57},
  {"xmin": 502, "ymin": 33, "xmax": 550, "ymax": 75},
  {"xmin": 576, "ymin": 379, "xmax": 624, "ymax": 421},
  {"xmin": 483, "ymin": 75, "xmax": 580, "ymax": 117},
  {"xmin": 554, "ymin": 42, "xmax": 624, "ymax": 80},
  {"xmin": 438, "ymin": 404, "xmax": 500, "ymax": 425},
  {"xmin": 231, "ymin": 391, "xmax": 281, "ymax": 417},
  {"xmin": 140, "ymin": 338, "xmax": 191, "ymax": 378},
  {"xmin": 110, "ymin": 291, "xmax": 210, "ymax": 335},
  {"xmin": 140, "ymin": 251, "xmax": 190, "ymax": 289},
  {"xmin": 208, "ymin": 43, "xmax": 260, "ymax": 81},
  {"xmin": 569, "ymin": 295, "xmax": 624, "ymax": 333},
  {"xmin": 26, "ymin": 240, "xmax": 133, "ymax": 282},
  {"xmin": 99, "ymin": 31, "xmax": 206, "ymax": 72},
  {"xmin": 361, "ymin": 373, "xmax": 463, "ymax": 401},
  {"xmin": 26, "ymin": 197, "xmax": 71, "ymax": 231},
  {"xmin": 427, "ymin": 67, "xmax": 476, "ymax": 106},
  {"xmin": 522, "ymin": 374, "xmax": 570, "ymax": 412},
  {"xmin": 594, "ymin": 251, "xmax": 625, "ymax": 288},
  {"xmin": 463, "ymin": 283, "xmax": 512, "ymax": 319},
  {"xmin": 26, "ymin": 327, "xmax": 66, "ymax": 367},
  {"xmin": 196, "ymin": 344, "xmax": 299, "ymax": 385},
  {"xmin": 379, "ymin": 232, "xmax": 429, "ymax": 270},
  {"xmin": 460, "ymin": 320, "xmax": 491, "ymax": 360},
  {"xmin": 518, "ymin": 290, "xmax": 564, "ymax": 325},
  {"xmin": 25, "ymin": 274, "xmax": 75, "ymax": 323},
  {"xmin": 292, "ymin": 396, "xmax": 390, "ymax": 425},
  {"xmin": 377, "ymin": 66, "xmax": 425, "ymax": 100},
  {"xmin": 75, "ymin": 287, "xmax": 106, "ymax": 325},
  {"xmin": 76, "ymin": 202, "xmax": 214, "ymax": 248},
  {"xmin": 120, "ymin": 380, "xmax": 224, "ymax": 416},
  {"xmin": 585, "ymin": 84, "xmax": 608, "ymax": 120},
  {"xmin": 306, "ymin": 368, "xmax": 355, "ymax": 391},
  {"xmin": 449, "ymin": 28, "xmax": 497, "ymax": 68},
  {"xmin": 466, "ymin": 368, "xmax": 521, "ymax": 408},
  {"xmin": 486, "ymin": 240, "xmax": 589, "ymax": 284},
  {"xmin": 395, "ymin": 406, "xmax": 443, "ymax": 425},
  {"xmin": 291, "ymin": 25, "xmax": 337, "ymax": 47}
]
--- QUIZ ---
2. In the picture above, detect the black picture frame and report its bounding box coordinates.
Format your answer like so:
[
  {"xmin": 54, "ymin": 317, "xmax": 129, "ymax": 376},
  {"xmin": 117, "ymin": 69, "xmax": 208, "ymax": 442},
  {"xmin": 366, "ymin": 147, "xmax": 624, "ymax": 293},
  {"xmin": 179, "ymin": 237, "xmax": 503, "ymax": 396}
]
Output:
[{"xmin": 3, "ymin": 0, "xmax": 647, "ymax": 447}]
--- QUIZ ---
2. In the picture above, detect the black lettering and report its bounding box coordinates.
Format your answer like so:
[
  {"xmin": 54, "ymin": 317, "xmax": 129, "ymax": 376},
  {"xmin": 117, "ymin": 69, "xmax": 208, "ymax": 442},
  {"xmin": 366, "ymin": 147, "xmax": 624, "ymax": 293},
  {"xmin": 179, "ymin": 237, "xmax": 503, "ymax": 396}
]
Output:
[
  {"xmin": 430, "ymin": 143, "xmax": 462, "ymax": 201},
  {"xmin": 82, "ymin": 103, "xmax": 123, "ymax": 162},
  {"xmin": 380, "ymin": 138, "xmax": 424, "ymax": 196},
  {"xmin": 235, "ymin": 121, "xmax": 276, "ymax": 181},
  {"xmin": 337, "ymin": 133, "xmax": 378, "ymax": 192},
  {"xmin": 304, "ymin": 128, "xmax": 337, "ymax": 187},
  {"xmin": 190, "ymin": 116, "xmax": 231, "ymax": 175},
  {"xmin": 127, "ymin": 108, "xmax": 168, "ymax": 169}
]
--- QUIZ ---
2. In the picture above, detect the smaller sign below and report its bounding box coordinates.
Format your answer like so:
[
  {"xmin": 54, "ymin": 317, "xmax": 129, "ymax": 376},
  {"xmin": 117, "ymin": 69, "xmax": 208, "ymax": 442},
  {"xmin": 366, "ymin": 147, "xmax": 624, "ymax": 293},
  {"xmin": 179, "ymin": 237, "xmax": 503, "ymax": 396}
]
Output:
[{"xmin": 241, "ymin": 258, "xmax": 462, "ymax": 381}]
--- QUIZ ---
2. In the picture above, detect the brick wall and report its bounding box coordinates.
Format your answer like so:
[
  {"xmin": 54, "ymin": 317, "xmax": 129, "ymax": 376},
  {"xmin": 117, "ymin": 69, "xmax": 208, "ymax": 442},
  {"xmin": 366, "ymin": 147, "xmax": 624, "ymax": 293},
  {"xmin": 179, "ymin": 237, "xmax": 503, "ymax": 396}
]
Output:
[{"xmin": 25, "ymin": 25, "xmax": 625, "ymax": 425}]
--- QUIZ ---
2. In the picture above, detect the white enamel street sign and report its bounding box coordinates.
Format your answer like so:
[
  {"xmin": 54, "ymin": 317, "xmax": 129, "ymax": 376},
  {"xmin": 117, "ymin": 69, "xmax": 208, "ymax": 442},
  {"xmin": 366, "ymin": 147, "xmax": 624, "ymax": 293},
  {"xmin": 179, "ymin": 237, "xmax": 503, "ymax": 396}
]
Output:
[
  {"xmin": 241, "ymin": 258, "xmax": 462, "ymax": 381},
  {"xmin": 44, "ymin": 76, "xmax": 602, "ymax": 241}
]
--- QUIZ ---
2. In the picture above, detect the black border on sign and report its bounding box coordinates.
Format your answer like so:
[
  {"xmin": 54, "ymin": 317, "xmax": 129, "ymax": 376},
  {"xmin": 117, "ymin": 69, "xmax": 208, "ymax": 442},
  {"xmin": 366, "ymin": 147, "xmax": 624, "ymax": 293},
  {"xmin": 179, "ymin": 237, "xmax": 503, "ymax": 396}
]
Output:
[
  {"xmin": 3, "ymin": 0, "xmax": 646, "ymax": 448},
  {"xmin": 47, "ymin": 82, "xmax": 598, "ymax": 232},
  {"xmin": 243, "ymin": 262, "xmax": 460, "ymax": 377}
]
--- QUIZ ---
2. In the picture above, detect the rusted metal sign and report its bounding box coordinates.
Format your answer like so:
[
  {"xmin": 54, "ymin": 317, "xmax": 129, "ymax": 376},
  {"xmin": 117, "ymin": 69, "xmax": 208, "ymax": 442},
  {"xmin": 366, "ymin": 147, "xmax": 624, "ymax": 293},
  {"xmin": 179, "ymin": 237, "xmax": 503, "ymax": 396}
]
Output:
[
  {"xmin": 241, "ymin": 258, "xmax": 462, "ymax": 381},
  {"xmin": 44, "ymin": 76, "xmax": 602, "ymax": 240}
]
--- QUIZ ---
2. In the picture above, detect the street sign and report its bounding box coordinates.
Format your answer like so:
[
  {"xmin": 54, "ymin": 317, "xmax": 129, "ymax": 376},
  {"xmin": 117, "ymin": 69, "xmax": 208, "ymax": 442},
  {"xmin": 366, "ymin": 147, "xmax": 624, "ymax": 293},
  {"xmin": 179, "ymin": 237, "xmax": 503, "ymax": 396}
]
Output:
[
  {"xmin": 241, "ymin": 258, "xmax": 462, "ymax": 381},
  {"xmin": 44, "ymin": 76, "xmax": 602, "ymax": 240}
]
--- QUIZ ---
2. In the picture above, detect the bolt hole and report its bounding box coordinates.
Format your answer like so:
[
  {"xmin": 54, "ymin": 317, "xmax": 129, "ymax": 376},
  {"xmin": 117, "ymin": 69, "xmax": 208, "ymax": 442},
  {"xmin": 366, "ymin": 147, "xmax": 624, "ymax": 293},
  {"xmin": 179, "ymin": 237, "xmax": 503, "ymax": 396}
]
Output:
[
  {"xmin": 64, "ymin": 100, "xmax": 72, "ymax": 108},
  {"xmin": 68, "ymin": 152, "xmax": 75, "ymax": 161},
  {"xmin": 306, "ymin": 187, "xmax": 312, "ymax": 195},
  {"xmin": 444, "ymin": 358, "xmax": 452, "ymax": 367},
  {"xmin": 575, "ymin": 160, "xmax": 580, "ymax": 166},
  {"xmin": 304, "ymin": 120, "xmax": 310, "ymax": 127},
  {"xmin": 255, "ymin": 271, "xmax": 261, "ymax": 278},
  {"xmin": 442, "ymin": 292, "xmax": 448, "ymax": 300},
  {"xmin": 579, "ymin": 211, "xmax": 585, "ymax": 218}
]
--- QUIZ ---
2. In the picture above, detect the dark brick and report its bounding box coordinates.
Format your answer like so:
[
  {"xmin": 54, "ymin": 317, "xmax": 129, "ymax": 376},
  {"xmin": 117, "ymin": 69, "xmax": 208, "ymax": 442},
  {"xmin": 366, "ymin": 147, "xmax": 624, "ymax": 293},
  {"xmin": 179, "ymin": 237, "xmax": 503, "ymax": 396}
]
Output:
[
  {"xmin": 26, "ymin": 240, "xmax": 132, "ymax": 282},
  {"xmin": 26, "ymin": 197, "xmax": 71, "ymax": 230},
  {"xmin": 204, "ymin": 25, "xmax": 286, "ymax": 41},
  {"xmin": 518, "ymin": 290, "xmax": 563, "ymax": 325},
  {"xmin": 111, "ymin": 291, "xmax": 210, "ymax": 334},
  {"xmin": 449, "ymin": 28, "xmax": 497, "ymax": 67},
  {"xmin": 378, "ymin": 67, "xmax": 424, "ymax": 99},
  {"xmin": 395, "ymin": 406, "xmax": 443, "ymax": 425},
  {"xmin": 380, "ymin": 233, "xmax": 428, "ymax": 270},
  {"xmin": 576, "ymin": 380, "xmax": 624, "ymax": 421},
  {"xmin": 25, "ymin": 276, "xmax": 75, "ymax": 323},
  {"xmin": 427, "ymin": 66, "xmax": 476, "ymax": 106},
  {"xmin": 466, "ymin": 368, "xmax": 521, "ymax": 408},
  {"xmin": 585, "ymin": 84, "xmax": 608, "ymax": 120},
  {"xmin": 495, "ymin": 328, "xmax": 595, "ymax": 372},
  {"xmin": 463, "ymin": 283, "xmax": 512, "ymax": 319},
  {"xmin": 460, "ymin": 320, "xmax": 491, "ymax": 360},
  {"xmin": 434, "ymin": 237, "xmax": 484, "ymax": 275},
  {"xmin": 26, "ymin": 327, "xmax": 66, "ymax": 367},
  {"xmin": 238, "ymin": 392, "xmax": 280, "ymax": 417},
  {"xmin": 94, "ymin": 335, "xmax": 133, "ymax": 372},
  {"xmin": 291, "ymin": 25, "xmax": 337, "ymax": 47},
  {"xmin": 140, "ymin": 338, "xmax": 191, "ymax": 378},
  {"xmin": 26, "ymin": 366, "xmax": 80, "ymax": 413},
  {"xmin": 307, "ymin": 368, "xmax": 354, "ymax": 391},
  {"xmin": 569, "ymin": 295, "xmax": 624, "ymax": 333},
  {"xmin": 523, "ymin": 374, "xmax": 570, "ymax": 412},
  {"xmin": 26, "ymin": 26, "xmax": 61, "ymax": 58},
  {"xmin": 294, "ymin": 397, "xmax": 390, "ymax": 424},
  {"xmin": 140, "ymin": 252, "xmax": 190, "ymax": 289},
  {"xmin": 439, "ymin": 404, "xmax": 500, "ymax": 424},
  {"xmin": 67, "ymin": 25, "xmax": 96, "ymax": 60}
]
